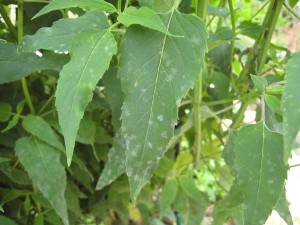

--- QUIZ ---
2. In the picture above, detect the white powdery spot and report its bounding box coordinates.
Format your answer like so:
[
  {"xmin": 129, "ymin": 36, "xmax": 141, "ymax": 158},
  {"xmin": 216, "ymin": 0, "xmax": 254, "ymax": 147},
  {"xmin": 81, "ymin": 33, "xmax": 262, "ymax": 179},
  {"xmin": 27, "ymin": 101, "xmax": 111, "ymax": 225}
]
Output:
[
  {"xmin": 157, "ymin": 115, "xmax": 163, "ymax": 121},
  {"xmin": 147, "ymin": 142, "xmax": 153, "ymax": 149},
  {"xmin": 166, "ymin": 74, "xmax": 174, "ymax": 82},
  {"xmin": 191, "ymin": 36, "xmax": 200, "ymax": 44},
  {"xmin": 134, "ymin": 175, "xmax": 140, "ymax": 181},
  {"xmin": 267, "ymin": 179, "xmax": 274, "ymax": 184},
  {"xmin": 127, "ymin": 167, "xmax": 133, "ymax": 177},
  {"xmin": 134, "ymin": 81, "xmax": 138, "ymax": 87},
  {"xmin": 147, "ymin": 160, "xmax": 152, "ymax": 165},
  {"xmin": 161, "ymin": 131, "xmax": 167, "ymax": 138},
  {"xmin": 131, "ymin": 150, "xmax": 138, "ymax": 157}
]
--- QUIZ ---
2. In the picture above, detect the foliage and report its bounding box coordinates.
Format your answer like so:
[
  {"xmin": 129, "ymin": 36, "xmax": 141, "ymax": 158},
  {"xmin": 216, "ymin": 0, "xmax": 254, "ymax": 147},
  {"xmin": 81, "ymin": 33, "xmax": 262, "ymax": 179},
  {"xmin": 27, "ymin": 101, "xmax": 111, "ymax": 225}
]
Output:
[{"xmin": 0, "ymin": 0, "xmax": 299, "ymax": 225}]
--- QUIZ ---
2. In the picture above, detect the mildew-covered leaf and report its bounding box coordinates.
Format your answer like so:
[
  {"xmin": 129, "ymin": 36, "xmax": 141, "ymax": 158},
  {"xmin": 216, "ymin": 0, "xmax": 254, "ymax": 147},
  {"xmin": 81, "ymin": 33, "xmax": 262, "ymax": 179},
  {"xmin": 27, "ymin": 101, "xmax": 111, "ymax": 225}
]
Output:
[
  {"xmin": 55, "ymin": 29, "xmax": 117, "ymax": 166},
  {"xmin": 275, "ymin": 190, "xmax": 293, "ymax": 225},
  {"xmin": 234, "ymin": 121, "xmax": 287, "ymax": 225},
  {"xmin": 0, "ymin": 42, "xmax": 58, "ymax": 84},
  {"xmin": 20, "ymin": 11, "xmax": 109, "ymax": 53},
  {"xmin": 282, "ymin": 52, "xmax": 300, "ymax": 162},
  {"xmin": 119, "ymin": 8, "xmax": 207, "ymax": 201},
  {"xmin": 15, "ymin": 136, "xmax": 68, "ymax": 225},
  {"xmin": 33, "ymin": 0, "xmax": 117, "ymax": 19},
  {"xmin": 96, "ymin": 130, "xmax": 126, "ymax": 190}
]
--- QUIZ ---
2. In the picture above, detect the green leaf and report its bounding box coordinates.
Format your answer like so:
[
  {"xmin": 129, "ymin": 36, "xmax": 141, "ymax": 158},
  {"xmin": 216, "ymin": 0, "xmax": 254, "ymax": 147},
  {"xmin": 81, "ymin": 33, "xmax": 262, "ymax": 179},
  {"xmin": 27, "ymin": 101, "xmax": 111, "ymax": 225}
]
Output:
[
  {"xmin": 275, "ymin": 190, "xmax": 293, "ymax": 225},
  {"xmin": 266, "ymin": 85, "xmax": 284, "ymax": 95},
  {"xmin": 55, "ymin": 29, "xmax": 117, "ymax": 166},
  {"xmin": 22, "ymin": 115, "xmax": 65, "ymax": 152},
  {"xmin": 265, "ymin": 94, "xmax": 282, "ymax": 115},
  {"xmin": 118, "ymin": 7, "xmax": 173, "ymax": 36},
  {"xmin": 251, "ymin": 75, "xmax": 268, "ymax": 93},
  {"xmin": 208, "ymin": 27, "xmax": 236, "ymax": 51},
  {"xmin": 33, "ymin": 0, "xmax": 117, "ymax": 19},
  {"xmin": 160, "ymin": 179, "xmax": 178, "ymax": 214},
  {"xmin": 234, "ymin": 122, "xmax": 287, "ymax": 225},
  {"xmin": 170, "ymin": 153, "xmax": 193, "ymax": 178},
  {"xmin": 0, "ymin": 215, "xmax": 18, "ymax": 225},
  {"xmin": 0, "ymin": 161, "xmax": 31, "ymax": 185},
  {"xmin": 153, "ymin": 0, "xmax": 178, "ymax": 13},
  {"xmin": 289, "ymin": 0, "xmax": 299, "ymax": 7},
  {"xmin": 96, "ymin": 130, "xmax": 126, "ymax": 190},
  {"xmin": 138, "ymin": 0, "xmax": 154, "ymax": 8},
  {"xmin": 20, "ymin": 11, "xmax": 109, "ymax": 53},
  {"xmin": 222, "ymin": 130, "xmax": 236, "ymax": 175},
  {"xmin": 0, "ymin": 42, "xmax": 58, "ymax": 84},
  {"xmin": 76, "ymin": 114, "xmax": 96, "ymax": 145},
  {"xmin": 102, "ymin": 67, "xmax": 124, "ymax": 129},
  {"xmin": 0, "ymin": 102, "xmax": 12, "ymax": 122},
  {"xmin": 283, "ymin": 52, "xmax": 300, "ymax": 162},
  {"xmin": 178, "ymin": 176, "xmax": 208, "ymax": 204},
  {"xmin": 174, "ymin": 179, "xmax": 209, "ymax": 225},
  {"xmin": 2, "ymin": 99, "xmax": 26, "ymax": 133},
  {"xmin": 212, "ymin": 183, "xmax": 244, "ymax": 225},
  {"xmin": 119, "ymin": 9, "xmax": 207, "ymax": 201},
  {"xmin": 15, "ymin": 136, "xmax": 69, "ymax": 225},
  {"xmin": 207, "ymin": 5, "xmax": 230, "ymax": 18}
]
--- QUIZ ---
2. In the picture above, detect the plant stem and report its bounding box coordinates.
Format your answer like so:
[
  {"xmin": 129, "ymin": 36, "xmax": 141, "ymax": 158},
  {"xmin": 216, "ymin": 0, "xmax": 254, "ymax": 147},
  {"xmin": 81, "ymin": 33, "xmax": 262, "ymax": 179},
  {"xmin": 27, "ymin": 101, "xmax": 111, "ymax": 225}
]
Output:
[
  {"xmin": 232, "ymin": 0, "xmax": 283, "ymax": 129},
  {"xmin": 228, "ymin": 0, "xmax": 237, "ymax": 90},
  {"xmin": 194, "ymin": 0, "xmax": 208, "ymax": 169},
  {"xmin": 18, "ymin": 0, "xmax": 35, "ymax": 114},
  {"xmin": 284, "ymin": 1, "xmax": 300, "ymax": 21},
  {"xmin": 0, "ymin": 4, "xmax": 18, "ymax": 40}
]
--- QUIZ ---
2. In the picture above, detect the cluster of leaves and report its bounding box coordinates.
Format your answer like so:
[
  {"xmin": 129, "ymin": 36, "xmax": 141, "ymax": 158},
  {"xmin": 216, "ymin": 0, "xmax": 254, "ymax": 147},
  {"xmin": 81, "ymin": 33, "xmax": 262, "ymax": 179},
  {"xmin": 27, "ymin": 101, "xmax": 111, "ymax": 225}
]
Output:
[{"xmin": 0, "ymin": 0, "xmax": 299, "ymax": 225}]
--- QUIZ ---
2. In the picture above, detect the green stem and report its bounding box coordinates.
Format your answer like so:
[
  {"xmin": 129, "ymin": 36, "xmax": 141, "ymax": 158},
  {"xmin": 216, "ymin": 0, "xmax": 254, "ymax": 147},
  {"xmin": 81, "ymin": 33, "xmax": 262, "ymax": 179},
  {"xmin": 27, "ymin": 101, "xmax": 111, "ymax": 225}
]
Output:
[
  {"xmin": 194, "ymin": 0, "xmax": 209, "ymax": 169},
  {"xmin": 117, "ymin": 0, "xmax": 122, "ymax": 11},
  {"xmin": 228, "ymin": 0, "xmax": 237, "ymax": 92},
  {"xmin": 250, "ymin": 0, "xmax": 271, "ymax": 20},
  {"xmin": 18, "ymin": 0, "xmax": 35, "ymax": 114},
  {"xmin": 284, "ymin": 1, "xmax": 300, "ymax": 21},
  {"xmin": 0, "ymin": 4, "xmax": 18, "ymax": 40},
  {"xmin": 232, "ymin": 0, "xmax": 283, "ymax": 129},
  {"xmin": 256, "ymin": 0, "xmax": 283, "ymax": 75}
]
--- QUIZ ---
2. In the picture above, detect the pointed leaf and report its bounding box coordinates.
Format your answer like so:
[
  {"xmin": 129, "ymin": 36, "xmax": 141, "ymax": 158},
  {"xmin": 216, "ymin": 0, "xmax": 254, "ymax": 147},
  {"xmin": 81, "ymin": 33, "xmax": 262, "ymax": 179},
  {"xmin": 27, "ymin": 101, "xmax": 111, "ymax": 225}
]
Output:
[
  {"xmin": 0, "ymin": 42, "xmax": 58, "ymax": 84},
  {"xmin": 15, "ymin": 136, "xmax": 68, "ymax": 225},
  {"xmin": 160, "ymin": 179, "xmax": 178, "ymax": 214},
  {"xmin": 0, "ymin": 102, "xmax": 12, "ymax": 122},
  {"xmin": 0, "ymin": 216, "xmax": 18, "ymax": 225},
  {"xmin": 265, "ymin": 94, "xmax": 282, "ymax": 115},
  {"xmin": 283, "ymin": 52, "xmax": 300, "ymax": 162},
  {"xmin": 119, "ymin": 10, "xmax": 207, "ymax": 201},
  {"xmin": 55, "ymin": 29, "xmax": 117, "ymax": 165},
  {"xmin": 275, "ymin": 190, "xmax": 293, "ymax": 225},
  {"xmin": 118, "ymin": 7, "xmax": 173, "ymax": 35},
  {"xmin": 22, "ymin": 115, "xmax": 65, "ymax": 152},
  {"xmin": 102, "ymin": 67, "xmax": 124, "ymax": 129},
  {"xmin": 289, "ymin": 0, "xmax": 299, "ymax": 7},
  {"xmin": 234, "ymin": 121, "xmax": 287, "ymax": 225},
  {"xmin": 251, "ymin": 74, "xmax": 268, "ymax": 93},
  {"xmin": 33, "ymin": 0, "xmax": 117, "ymax": 19},
  {"xmin": 20, "ymin": 11, "xmax": 109, "ymax": 53},
  {"xmin": 96, "ymin": 130, "xmax": 126, "ymax": 190},
  {"xmin": 2, "ymin": 99, "xmax": 26, "ymax": 133},
  {"xmin": 222, "ymin": 130, "xmax": 236, "ymax": 175}
]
